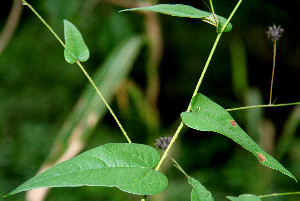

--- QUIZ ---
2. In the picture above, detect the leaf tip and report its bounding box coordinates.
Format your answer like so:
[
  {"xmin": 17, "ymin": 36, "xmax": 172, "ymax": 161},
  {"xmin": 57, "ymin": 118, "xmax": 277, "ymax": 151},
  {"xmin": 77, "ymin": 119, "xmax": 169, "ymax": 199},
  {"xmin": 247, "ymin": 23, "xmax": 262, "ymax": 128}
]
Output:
[
  {"xmin": 3, "ymin": 192, "xmax": 14, "ymax": 198},
  {"xmin": 118, "ymin": 9, "xmax": 127, "ymax": 13}
]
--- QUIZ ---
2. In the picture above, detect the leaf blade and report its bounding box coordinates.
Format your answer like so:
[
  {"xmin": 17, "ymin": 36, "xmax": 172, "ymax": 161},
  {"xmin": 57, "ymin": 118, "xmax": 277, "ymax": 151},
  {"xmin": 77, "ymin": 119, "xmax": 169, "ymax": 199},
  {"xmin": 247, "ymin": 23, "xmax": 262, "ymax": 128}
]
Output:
[
  {"xmin": 120, "ymin": 4, "xmax": 232, "ymax": 32},
  {"xmin": 64, "ymin": 20, "xmax": 90, "ymax": 64},
  {"xmin": 5, "ymin": 143, "xmax": 168, "ymax": 197},
  {"xmin": 121, "ymin": 4, "xmax": 210, "ymax": 18},
  {"xmin": 181, "ymin": 93, "xmax": 296, "ymax": 181}
]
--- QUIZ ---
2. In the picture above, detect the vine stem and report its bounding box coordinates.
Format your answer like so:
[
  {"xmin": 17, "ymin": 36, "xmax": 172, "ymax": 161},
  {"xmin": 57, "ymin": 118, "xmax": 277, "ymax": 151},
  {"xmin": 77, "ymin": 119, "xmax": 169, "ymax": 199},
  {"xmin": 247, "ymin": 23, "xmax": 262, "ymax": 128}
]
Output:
[
  {"xmin": 171, "ymin": 157, "xmax": 189, "ymax": 179},
  {"xmin": 76, "ymin": 61, "xmax": 132, "ymax": 143},
  {"xmin": 259, "ymin": 191, "xmax": 300, "ymax": 198},
  {"xmin": 227, "ymin": 102, "xmax": 300, "ymax": 111},
  {"xmin": 155, "ymin": 122, "xmax": 183, "ymax": 170},
  {"xmin": 155, "ymin": 31, "xmax": 223, "ymax": 170},
  {"xmin": 155, "ymin": 0, "xmax": 244, "ymax": 172},
  {"xmin": 22, "ymin": 0, "xmax": 65, "ymax": 48},
  {"xmin": 21, "ymin": 0, "xmax": 131, "ymax": 143},
  {"xmin": 269, "ymin": 40, "xmax": 277, "ymax": 104},
  {"xmin": 209, "ymin": 0, "xmax": 215, "ymax": 14}
]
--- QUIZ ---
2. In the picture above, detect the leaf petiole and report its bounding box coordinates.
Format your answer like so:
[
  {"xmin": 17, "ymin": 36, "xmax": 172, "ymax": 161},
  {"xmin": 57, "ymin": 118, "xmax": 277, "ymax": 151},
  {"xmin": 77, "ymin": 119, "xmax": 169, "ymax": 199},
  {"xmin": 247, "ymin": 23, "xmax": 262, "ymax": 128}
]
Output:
[{"xmin": 227, "ymin": 102, "xmax": 300, "ymax": 111}]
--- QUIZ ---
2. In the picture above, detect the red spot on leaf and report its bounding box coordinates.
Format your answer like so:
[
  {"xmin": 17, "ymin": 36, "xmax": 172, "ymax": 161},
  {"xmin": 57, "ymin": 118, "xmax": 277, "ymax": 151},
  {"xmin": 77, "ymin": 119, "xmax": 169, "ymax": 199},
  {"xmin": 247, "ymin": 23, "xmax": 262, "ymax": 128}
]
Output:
[
  {"xmin": 258, "ymin": 153, "xmax": 265, "ymax": 162},
  {"xmin": 230, "ymin": 120, "xmax": 237, "ymax": 127}
]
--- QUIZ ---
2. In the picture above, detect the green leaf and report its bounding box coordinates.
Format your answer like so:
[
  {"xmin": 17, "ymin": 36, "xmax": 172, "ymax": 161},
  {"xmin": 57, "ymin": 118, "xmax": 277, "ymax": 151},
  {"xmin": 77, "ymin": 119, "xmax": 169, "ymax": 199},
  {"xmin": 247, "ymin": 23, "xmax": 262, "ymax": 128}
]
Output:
[
  {"xmin": 64, "ymin": 20, "xmax": 90, "ymax": 64},
  {"xmin": 120, "ymin": 4, "xmax": 232, "ymax": 32},
  {"xmin": 227, "ymin": 194, "xmax": 262, "ymax": 201},
  {"xmin": 181, "ymin": 93, "xmax": 297, "ymax": 181},
  {"xmin": 5, "ymin": 143, "xmax": 168, "ymax": 197},
  {"xmin": 189, "ymin": 177, "xmax": 214, "ymax": 201}
]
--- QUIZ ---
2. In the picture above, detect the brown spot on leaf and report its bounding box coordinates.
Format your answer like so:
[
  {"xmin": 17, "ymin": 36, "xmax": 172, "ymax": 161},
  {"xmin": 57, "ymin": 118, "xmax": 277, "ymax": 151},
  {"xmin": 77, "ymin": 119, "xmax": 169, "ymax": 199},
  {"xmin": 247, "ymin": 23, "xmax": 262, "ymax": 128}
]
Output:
[
  {"xmin": 230, "ymin": 120, "xmax": 237, "ymax": 127},
  {"xmin": 258, "ymin": 153, "xmax": 265, "ymax": 162}
]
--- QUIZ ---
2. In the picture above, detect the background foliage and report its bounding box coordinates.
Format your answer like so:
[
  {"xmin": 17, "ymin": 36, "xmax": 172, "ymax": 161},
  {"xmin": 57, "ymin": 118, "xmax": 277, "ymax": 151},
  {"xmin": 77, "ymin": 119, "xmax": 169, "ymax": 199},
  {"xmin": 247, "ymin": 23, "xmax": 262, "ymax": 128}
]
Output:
[{"xmin": 1, "ymin": 0, "xmax": 299, "ymax": 200}]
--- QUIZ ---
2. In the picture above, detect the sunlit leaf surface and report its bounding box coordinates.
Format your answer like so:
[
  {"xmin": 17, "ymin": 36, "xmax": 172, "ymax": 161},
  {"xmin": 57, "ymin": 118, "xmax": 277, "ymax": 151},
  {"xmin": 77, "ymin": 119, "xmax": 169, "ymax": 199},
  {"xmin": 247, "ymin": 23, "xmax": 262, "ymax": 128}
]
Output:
[
  {"xmin": 5, "ymin": 143, "xmax": 168, "ymax": 197},
  {"xmin": 181, "ymin": 94, "xmax": 296, "ymax": 181}
]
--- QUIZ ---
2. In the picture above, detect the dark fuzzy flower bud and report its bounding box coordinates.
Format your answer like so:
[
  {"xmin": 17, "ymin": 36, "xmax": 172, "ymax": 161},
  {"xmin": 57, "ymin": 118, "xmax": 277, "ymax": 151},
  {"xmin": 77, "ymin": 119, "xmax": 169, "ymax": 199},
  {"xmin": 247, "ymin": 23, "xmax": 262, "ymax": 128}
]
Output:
[
  {"xmin": 155, "ymin": 137, "xmax": 172, "ymax": 150},
  {"xmin": 266, "ymin": 24, "xmax": 284, "ymax": 42}
]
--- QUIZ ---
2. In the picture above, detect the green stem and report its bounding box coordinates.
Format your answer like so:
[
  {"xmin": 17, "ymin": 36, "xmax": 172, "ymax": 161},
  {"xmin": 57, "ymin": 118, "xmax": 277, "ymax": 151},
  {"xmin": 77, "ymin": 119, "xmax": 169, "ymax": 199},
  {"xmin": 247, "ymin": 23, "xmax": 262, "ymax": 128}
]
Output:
[
  {"xmin": 76, "ymin": 61, "xmax": 132, "ymax": 143},
  {"xmin": 269, "ymin": 40, "xmax": 277, "ymax": 104},
  {"xmin": 171, "ymin": 157, "xmax": 189, "ymax": 179},
  {"xmin": 155, "ymin": 0, "xmax": 244, "ymax": 172},
  {"xmin": 22, "ymin": 0, "xmax": 65, "ymax": 48},
  {"xmin": 192, "ymin": 0, "xmax": 243, "ymax": 102},
  {"xmin": 155, "ymin": 122, "xmax": 183, "ymax": 170},
  {"xmin": 220, "ymin": 0, "xmax": 243, "ymax": 33},
  {"xmin": 259, "ymin": 191, "xmax": 300, "ymax": 198},
  {"xmin": 226, "ymin": 102, "xmax": 300, "ymax": 111},
  {"xmin": 209, "ymin": 0, "xmax": 215, "ymax": 14},
  {"xmin": 155, "ymin": 32, "xmax": 217, "ymax": 167},
  {"xmin": 190, "ymin": 34, "xmax": 220, "ymax": 105},
  {"xmin": 22, "ymin": 0, "xmax": 131, "ymax": 143}
]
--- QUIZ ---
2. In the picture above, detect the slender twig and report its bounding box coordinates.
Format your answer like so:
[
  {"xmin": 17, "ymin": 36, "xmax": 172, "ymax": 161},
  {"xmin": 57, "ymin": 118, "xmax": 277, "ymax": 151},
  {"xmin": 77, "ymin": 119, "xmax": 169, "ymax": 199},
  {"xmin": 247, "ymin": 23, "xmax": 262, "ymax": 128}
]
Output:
[
  {"xmin": 171, "ymin": 157, "xmax": 189, "ymax": 179},
  {"xmin": 266, "ymin": 24, "xmax": 284, "ymax": 104},
  {"xmin": 155, "ymin": 122, "xmax": 184, "ymax": 170},
  {"xmin": 21, "ymin": 0, "xmax": 131, "ymax": 143},
  {"xmin": 76, "ymin": 61, "xmax": 132, "ymax": 143},
  {"xmin": 191, "ymin": 35, "xmax": 220, "ymax": 102},
  {"xmin": 209, "ymin": 0, "xmax": 215, "ymax": 14},
  {"xmin": 259, "ymin": 191, "xmax": 300, "ymax": 198},
  {"xmin": 22, "ymin": 0, "xmax": 65, "ymax": 47},
  {"xmin": 227, "ymin": 102, "xmax": 300, "ymax": 111},
  {"xmin": 191, "ymin": 0, "xmax": 242, "ymax": 100},
  {"xmin": 155, "ymin": 0, "xmax": 244, "ymax": 172},
  {"xmin": 203, "ymin": 0, "xmax": 215, "ymax": 14},
  {"xmin": 269, "ymin": 40, "xmax": 277, "ymax": 104}
]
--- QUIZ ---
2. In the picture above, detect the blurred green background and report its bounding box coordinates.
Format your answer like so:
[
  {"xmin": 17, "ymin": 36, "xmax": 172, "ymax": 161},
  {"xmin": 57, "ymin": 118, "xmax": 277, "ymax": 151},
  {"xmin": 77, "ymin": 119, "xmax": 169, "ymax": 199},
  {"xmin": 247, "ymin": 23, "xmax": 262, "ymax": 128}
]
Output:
[{"xmin": 1, "ymin": 0, "xmax": 299, "ymax": 200}]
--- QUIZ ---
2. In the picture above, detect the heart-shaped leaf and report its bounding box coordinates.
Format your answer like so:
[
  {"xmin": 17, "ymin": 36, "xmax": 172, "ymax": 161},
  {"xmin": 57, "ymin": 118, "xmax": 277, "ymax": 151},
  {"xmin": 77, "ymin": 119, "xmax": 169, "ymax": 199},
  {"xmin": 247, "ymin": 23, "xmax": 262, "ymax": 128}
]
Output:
[
  {"xmin": 189, "ymin": 177, "xmax": 214, "ymax": 201},
  {"xmin": 181, "ymin": 93, "xmax": 296, "ymax": 181},
  {"xmin": 120, "ymin": 4, "xmax": 232, "ymax": 32},
  {"xmin": 5, "ymin": 143, "xmax": 168, "ymax": 197},
  {"xmin": 227, "ymin": 194, "xmax": 262, "ymax": 201},
  {"xmin": 64, "ymin": 20, "xmax": 90, "ymax": 64}
]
